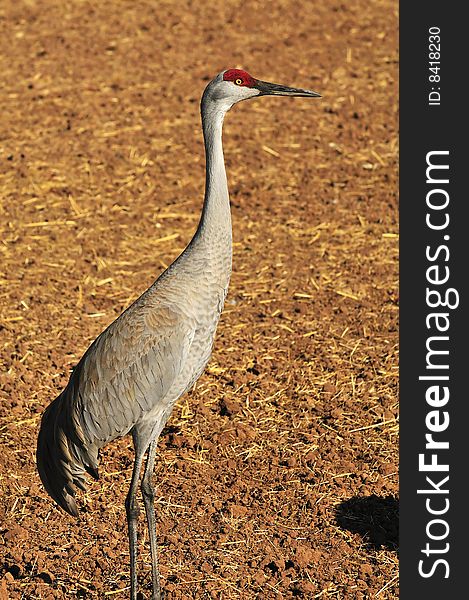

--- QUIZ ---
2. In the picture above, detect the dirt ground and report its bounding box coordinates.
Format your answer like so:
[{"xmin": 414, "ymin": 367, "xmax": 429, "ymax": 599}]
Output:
[{"xmin": 0, "ymin": 0, "xmax": 398, "ymax": 598}]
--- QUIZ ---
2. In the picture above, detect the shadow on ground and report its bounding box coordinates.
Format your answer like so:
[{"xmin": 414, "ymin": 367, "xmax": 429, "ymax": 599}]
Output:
[{"xmin": 335, "ymin": 495, "xmax": 399, "ymax": 550}]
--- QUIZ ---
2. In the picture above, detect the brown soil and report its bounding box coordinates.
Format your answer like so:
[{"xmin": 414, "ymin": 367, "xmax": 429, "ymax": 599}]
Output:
[{"xmin": 0, "ymin": 0, "xmax": 398, "ymax": 598}]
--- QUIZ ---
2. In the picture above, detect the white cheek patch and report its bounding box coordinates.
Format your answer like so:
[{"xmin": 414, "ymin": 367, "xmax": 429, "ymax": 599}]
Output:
[{"xmin": 237, "ymin": 86, "xmax": 260, "ymax": 100}]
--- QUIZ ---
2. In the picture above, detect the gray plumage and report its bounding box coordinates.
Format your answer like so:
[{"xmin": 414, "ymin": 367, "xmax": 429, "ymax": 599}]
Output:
[{"xmin": 37, "ymin": 69, "xmax": 320, "ymax": 599}]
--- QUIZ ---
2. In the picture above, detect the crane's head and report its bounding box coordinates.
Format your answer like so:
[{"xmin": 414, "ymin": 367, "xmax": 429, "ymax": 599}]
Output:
[{"xmin": 202, "ymin": 69, "xmax": 321, "ymax": 111}]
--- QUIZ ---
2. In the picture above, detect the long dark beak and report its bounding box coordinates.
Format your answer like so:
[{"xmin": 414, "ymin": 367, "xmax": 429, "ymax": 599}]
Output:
[{"xmin": 255, "ymin": 79, "xmax": 321, "ymax": 98}]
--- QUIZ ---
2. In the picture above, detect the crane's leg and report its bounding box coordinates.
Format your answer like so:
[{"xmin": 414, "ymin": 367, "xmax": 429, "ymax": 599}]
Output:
[
  {"xmin": 126, "ymin": 450, "xmax": 145, "ymax": 600},
  {"xmin": 141, "ymin": 439, "xmax": 161, "ymax": 600}
]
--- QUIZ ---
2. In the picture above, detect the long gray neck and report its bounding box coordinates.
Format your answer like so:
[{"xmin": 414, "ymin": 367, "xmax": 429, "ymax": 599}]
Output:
[{"xmin": 194, "ymin": 97, "xmax": 232, "ymax": 241}]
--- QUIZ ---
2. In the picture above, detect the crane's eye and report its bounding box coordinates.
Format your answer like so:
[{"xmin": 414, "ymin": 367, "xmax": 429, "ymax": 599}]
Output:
[{"xmin": 235, "ymin": 78, "xmax": 243, "ymax": 85}]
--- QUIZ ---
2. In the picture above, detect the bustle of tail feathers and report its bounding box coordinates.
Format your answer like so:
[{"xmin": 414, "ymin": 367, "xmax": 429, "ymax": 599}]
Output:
[{"xmin": 36, "ymin": 390, "xmax": 99, "ymax": 518}]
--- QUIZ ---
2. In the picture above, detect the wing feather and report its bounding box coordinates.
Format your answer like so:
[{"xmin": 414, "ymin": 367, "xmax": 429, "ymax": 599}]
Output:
[{"xmin": 68, "ymin": 301, "xmax": 195, "ymax": 445}]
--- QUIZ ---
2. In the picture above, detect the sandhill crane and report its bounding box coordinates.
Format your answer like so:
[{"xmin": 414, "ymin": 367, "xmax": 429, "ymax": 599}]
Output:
[{"xmin": 37, "ymin": 69, "xmax": 321, "ymax": 599}]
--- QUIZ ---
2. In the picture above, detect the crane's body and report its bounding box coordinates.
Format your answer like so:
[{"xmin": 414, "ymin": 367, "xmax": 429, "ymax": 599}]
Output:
[
  {"xmin": 37, "ymin": 69, "xmax": 320, "ymax": 600},
  {"xmin": 37, "ymin": 103, "xmax": 232, "ymax": 515}
]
